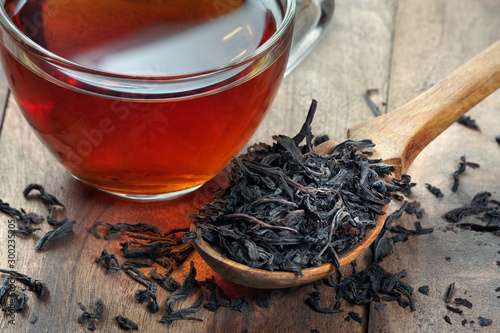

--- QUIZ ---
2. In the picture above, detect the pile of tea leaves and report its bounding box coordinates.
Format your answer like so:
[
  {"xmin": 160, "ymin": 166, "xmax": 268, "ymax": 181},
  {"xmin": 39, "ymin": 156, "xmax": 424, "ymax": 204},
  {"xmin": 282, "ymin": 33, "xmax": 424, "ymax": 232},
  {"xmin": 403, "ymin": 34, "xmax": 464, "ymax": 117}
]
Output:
[{"xmin": 187, "ymin": 101, "xmax": 410, "ymax": 275}]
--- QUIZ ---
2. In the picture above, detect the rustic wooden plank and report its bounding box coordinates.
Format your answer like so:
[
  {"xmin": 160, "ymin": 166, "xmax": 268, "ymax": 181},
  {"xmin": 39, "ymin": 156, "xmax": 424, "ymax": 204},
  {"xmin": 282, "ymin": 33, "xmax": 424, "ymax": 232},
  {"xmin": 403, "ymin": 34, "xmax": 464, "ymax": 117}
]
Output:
[
  {"xmin": 368, "ymin": 0, "xmax": 500, "ymax": 332},
  {"xmin": 252, "ymin": 0, "xmax": 396, "ymax": 143},
  {"xmin": 0, "ymin": 0, "xmax": 397, "ymax": 332}
]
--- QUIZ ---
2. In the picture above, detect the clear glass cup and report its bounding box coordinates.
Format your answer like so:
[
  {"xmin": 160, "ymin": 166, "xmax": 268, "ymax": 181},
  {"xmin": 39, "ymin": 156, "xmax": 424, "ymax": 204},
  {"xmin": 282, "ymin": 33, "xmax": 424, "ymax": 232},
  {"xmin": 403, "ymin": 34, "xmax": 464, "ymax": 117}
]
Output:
[{"xmin": 0, "ymin": 0, "xmax": 334, "ymax": 200}]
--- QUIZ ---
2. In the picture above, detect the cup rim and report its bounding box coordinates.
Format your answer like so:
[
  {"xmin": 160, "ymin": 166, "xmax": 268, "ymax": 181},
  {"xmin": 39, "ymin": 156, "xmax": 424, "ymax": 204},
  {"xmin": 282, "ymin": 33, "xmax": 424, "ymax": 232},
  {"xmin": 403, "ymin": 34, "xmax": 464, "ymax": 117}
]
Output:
[{"xmin": 0, "ymin": 0, "xmax": 295, "ymax": 80}]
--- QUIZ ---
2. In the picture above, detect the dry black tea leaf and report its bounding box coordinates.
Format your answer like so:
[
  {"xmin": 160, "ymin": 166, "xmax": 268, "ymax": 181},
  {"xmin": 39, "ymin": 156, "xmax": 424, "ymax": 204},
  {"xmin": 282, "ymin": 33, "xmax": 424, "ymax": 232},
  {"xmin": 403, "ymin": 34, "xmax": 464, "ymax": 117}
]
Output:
[
  {"xmin": 444, "ymin": 192, "xmax": 494, "ymax": 223},
  {"xmin": 0, "ymin": 269, "xmax": 49, "ymax": 299},
  {"xmin": 162, "ymin": 261, "xmax": 206, "ymax": 322},
  {"xmin": 77, "ymin": 298, "xmax": 104, "ymax": 328},
  {"xmin": 418, "ymin": 286, "xmax": 430, "ymax": 295},
  {"xmin": 149, "ymin": 268, "xmax": 180, "ymax": 292},
  {"xmin": 0, "ymin": 275, "xmax": 28, "ymax": 313},
  {"xmin": 23, "ymin": 184, "xmax": 64, "ymax": 207},
  {"xmin": 444, "ymin": 315, "xmax": 452, "ymax": 325},
  {"xmin": 88, "ymin": 321, "xmax": 96, "ymax": 331},
  {"xmin": 161, "ymin": 264, "xmax": 205, "ymax": 323},
  {"xmin": 159, "ymin": 315, "xmax": 204, "ymax": 324},
  {"xmin": 404, "ymin": 200, "xmax": 425, "ymax": 218},
  {"xmin": 390, "ymin": 222, "xmax": 434, "ymax": 236},
  {"xmin": 336, "ymin": 262, "xmax": 414, "ymax": 311},
  {"xmin": 306, "ymin": 291, "xmax": 343, "ymax": 314},
  {"xmin": 0, "ymin": 199, "xmax": 44, "ymax": 234},
  {"xmin": 451, "ymin": 156, "xmax": 479, "ymax": 192},
  {"xmin": 478, "ymin": 316, "xmax": 492, "ymax": 327},
  {"xmin": 35, "ymin": 220, "xmax": 76, "ymax": 251},
  {"xmin": 374, "ymin": 202, "xmax": 409, "ymax": 262},
  {"xmin": 454, "ymin": 298, "xmax": 472, "ymax": 309},
  {"xmin": 230, "ymin": 297, "xmax": 249, "ymax": 312},
  {"xmin": 93, "ymin": 222, "xmax": 162, "ymax": 240},
  {"xmin": 425, "ymin": 183, "xmax": 444, "ymax": 198},
  {"xmin": 165, "ymin": 262, "xmax": 196, "ymax": 313},
  {"xmin": 443, "ymin": 191, "xmax": 500, "ymax": 235},
  {"xmin": 161, "ymin": 289, "xmax": 205, "ymax": 323},
  {"xmin": 392, "ymin": 174, "xmax": 416, "ymax": 197},
  {"xmin": 14, "ymin": 225, "xmax": 42, "ymax": 236},
  {"xmin": 95, "ymin": 249, "xmax": 121, "ymax": 274},
  {"xmin": 30, "ymin": 315, "xmax": 38, "ymax": 324},
  {"xmin": 391, "ymin": 233, "xmax": 409, "ymax": 243},
  {"xmin": 135, "ymin": 289, "xmax": 160, "ymax": 313},
  {"xmin": 122, "ymin": 264, "xmax": 160, "ymax": 313},
  {"xmin": 496, "ymin": 135, "xmax": 500, "ymax": 146},
  {"xmin": 348, "ymin": 311, "xmax": 363, "ymax": 324},
  {"xmin": 456, "ymin": 115, "xmax": 480, "ymax": 131},
  {"xmin": 190, "ymin": 101, "xmax": 407, "ymax": 275},
  {"xmin": 444, "ymin": 283, "xmax": 455, "ymax": 303},
  {"xmin": 122, "ymin": 265, "xmax": 156, "ymax": 290},
  {"xmin": 202, "ymin": 277, "xmax": 233, "ymax": 312},
  {"xmin": 446, "ymin": 305, "xmax": 463, "ymax": 314},
  {"xmin": 116, "ymin": 315, "xmax": 138, "ymax": 330},
  {"xmin": 46, "ymin": 205, "xmax": 69, "ymax": 227}
]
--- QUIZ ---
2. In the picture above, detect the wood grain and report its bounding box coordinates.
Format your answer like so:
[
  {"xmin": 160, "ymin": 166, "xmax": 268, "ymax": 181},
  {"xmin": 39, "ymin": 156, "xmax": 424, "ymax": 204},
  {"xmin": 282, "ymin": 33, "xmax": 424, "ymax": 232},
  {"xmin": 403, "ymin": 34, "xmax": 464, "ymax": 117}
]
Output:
[
  {"xmin": 348, "ymin": 39, "xmax": 500, "ymax": 175},
  {"xmin": 368, "ymin": 0, "xmax": 500, "ymax": 332}
]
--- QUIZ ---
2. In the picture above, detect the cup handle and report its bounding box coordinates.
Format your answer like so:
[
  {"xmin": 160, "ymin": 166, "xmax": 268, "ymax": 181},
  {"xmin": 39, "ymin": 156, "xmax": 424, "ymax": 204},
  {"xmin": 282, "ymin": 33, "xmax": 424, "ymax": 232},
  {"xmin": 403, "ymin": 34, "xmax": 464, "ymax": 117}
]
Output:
[{"xmin": 286, "ymin": 0, "xmax": 335, "ymax": 76}]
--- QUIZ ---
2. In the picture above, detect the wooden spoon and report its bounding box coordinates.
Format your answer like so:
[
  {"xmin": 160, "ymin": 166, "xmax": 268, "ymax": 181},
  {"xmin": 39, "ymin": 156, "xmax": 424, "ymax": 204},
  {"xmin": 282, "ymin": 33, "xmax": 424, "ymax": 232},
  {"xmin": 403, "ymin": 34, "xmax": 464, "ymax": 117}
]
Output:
[{"xmin": 192, "ymin": 40, "xmax": 500, "ymax": 289}]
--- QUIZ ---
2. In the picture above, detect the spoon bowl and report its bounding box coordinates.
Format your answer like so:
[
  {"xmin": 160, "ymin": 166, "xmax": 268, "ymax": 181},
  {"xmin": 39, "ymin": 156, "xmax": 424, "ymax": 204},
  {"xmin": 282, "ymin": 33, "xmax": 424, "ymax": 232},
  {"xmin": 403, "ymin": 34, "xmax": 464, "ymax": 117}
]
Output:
[{"xmin": 192, "ymin": 40, "xmax": 500, "ymax": 289}]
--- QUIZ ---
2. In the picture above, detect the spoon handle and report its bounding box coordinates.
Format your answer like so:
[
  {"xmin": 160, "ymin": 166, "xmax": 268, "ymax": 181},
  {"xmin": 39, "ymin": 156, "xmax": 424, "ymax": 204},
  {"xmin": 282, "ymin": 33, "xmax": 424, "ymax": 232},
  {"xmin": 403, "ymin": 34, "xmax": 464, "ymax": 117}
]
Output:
[{"xmin": 347, "ymin": 39, "xmax": 500, "ymax": 175}]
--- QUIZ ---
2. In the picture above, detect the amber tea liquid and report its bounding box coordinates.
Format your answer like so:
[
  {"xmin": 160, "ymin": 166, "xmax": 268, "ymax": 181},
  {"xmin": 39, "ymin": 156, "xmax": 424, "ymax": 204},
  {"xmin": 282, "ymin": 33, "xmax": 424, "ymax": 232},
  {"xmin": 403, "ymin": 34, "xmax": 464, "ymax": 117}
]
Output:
[{"xmin": 1, "ymin": 0, "xmax": 291, "ymax": 196}]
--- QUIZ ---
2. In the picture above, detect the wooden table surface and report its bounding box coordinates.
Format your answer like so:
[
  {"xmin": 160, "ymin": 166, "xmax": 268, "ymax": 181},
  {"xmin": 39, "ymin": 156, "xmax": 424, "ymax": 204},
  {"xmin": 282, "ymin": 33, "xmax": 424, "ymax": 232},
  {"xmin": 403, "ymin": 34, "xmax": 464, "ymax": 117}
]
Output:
[{"xmin": 1, "ymin": 0, "xmax": 499, "ymax": 332}]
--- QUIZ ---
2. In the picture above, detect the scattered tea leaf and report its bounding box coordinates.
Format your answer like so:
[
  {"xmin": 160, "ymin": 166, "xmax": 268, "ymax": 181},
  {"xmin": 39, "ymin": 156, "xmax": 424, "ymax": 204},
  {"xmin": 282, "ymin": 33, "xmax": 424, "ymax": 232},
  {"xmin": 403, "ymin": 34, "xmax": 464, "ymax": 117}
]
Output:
[
  {"xmin": 95, "ymin": 249, "xmax": 121, "ymax": 274},
  {"xmin": 451, "ymin": 156, "xmax": 479, "ymax": 192},
  {"xmin": 444, "ymin": 192, "xmax": 494, "ymax": 223},
  {"xmin": 93, "ymin": 222, "xmax": 162, "ymax": 240},
  {"xmin": 456, "ymin": 115, "xmax": 480, "ymax": 131},
  {"xmin": 348, "ymin": 311, "xmax": 363, "ymax": 324},
  {"xmin": 23, "ymin": 183, "xmax": 64, "ymax": 207},
  {"xmin": 306, "ymin": 291, "xmax": 343, "ymax": 314},
  {"xmin": 0, "ymin": 269, "xmax": 49, "ymax": 299},
  {"xmin": 35, "ymin": 220, "xmax": 76, "ymax": 251},
  {"xmin": 0, "ymin": 275, "xmax": 28, "ymax": 312},
  {"xmin": 446, "ymin": 305, "xmax": 462, "ymax": 314},
  {"xmin": 116, "ymin": 315, "xmax": 138, "ymax": 330},
  {"xmin": 454, "ymin": 298, "xmax": 472, "ymax": 309},
  {"xmin": 425, "ymin": 183, "xmax": 444, "ymax": 198},
  {"xmin": 77, "ymin": 298, "xmax": 104, "ymax": 328},
  {"xmin": 337, "ymin": 262, "xmax": 415, "ymax": 311},
  {"xmin": 478, "ymin": 316, "xmax": 492, "ymax": 327},
  {"xmin": 418, "ymin": 286, "xmax": 429, "ymax": 295},
  {"xmin": 444, "ymin": 283, "xmax": 455, "ymax": 303}
]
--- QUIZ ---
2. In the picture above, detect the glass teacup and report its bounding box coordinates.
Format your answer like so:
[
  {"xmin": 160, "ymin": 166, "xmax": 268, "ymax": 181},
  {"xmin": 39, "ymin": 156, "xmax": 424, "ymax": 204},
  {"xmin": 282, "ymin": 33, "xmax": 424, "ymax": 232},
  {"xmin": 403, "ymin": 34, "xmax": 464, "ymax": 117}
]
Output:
[{"xmin": 0, "ymin": 0, "xmax": 334, "ymax": 200}]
